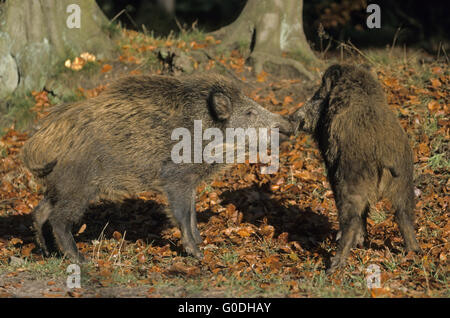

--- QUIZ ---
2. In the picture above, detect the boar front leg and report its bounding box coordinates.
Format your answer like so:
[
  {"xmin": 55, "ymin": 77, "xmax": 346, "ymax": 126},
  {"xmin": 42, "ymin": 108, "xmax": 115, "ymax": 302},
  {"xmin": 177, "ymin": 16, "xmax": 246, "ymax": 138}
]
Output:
[
  {"xmin": 48, "ymin": 217, "xmax": 85, "ymax": 263},
  {"xmin": 48, "ymin": 201, "xmax": 86, "ymax": 263},
  {"xmin": 165, "ymin": 187, "xmax": 203, "ymax": 259}
]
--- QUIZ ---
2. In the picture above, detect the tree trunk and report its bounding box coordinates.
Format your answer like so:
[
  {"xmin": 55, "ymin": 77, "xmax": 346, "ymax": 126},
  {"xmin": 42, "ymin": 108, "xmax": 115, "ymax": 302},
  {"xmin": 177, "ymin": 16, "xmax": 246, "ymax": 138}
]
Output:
[
  {"xmin": 212, "ymin": 0, "xmax": 319, "ymax": 79},
  {"xmin": 0, "ymin": 0, "xmax": 116, "ymax": 98}
]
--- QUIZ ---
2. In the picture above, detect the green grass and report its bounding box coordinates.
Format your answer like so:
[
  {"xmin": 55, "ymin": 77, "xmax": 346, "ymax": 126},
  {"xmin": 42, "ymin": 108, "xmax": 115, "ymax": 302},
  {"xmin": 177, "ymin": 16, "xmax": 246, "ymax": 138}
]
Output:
[
  {"xmin": 1, "ymin": 241, "xmax": 446, "ymax": 297},
  {"xmin": 0, "ymin": 147, "xmax": 7, "ymax": 159},
  {"xmin": 101, "ymin": 21, "xmax": 123, "ymax": 38},
  {"xmin": 0, "ymin": 256, "xmax": 68, "ymax": 280},
  {"xmin": 417, "ymin": 69, "xmax": 434, "ymax": 85},
  {"xmin": 423, "ymin": 115, "xmax": 439, "ymax": 136},
  {"xmin": 221, "ymin": 251, "xmax": 239, "ymax": 265},
  {"xmin": 428, "ymin": 153, "xmax": 450, "ymax": 170},
  {"xmin": 365, "ymin": 50, "xmax": 391, "ymax": 65},
  {"xmin": 428, "ymin": 129, "xmax": 449, "ymax": 170},
  {"xmin": 176, "ymin": 29, "xmax": 208, "ymax": 43},
  {"xmin": 237, "ymin": 40, "xmax": 250, "ymax": 56},
  {"xmin": 369, "ymin": 209, "xmax": 387, "ymax": 224},
  {"xmin": 110, "ymin": 269, "xmax": 140, "ymax": 285},
  {"xmin": 81, "ymin": 61, "xmax": 102, "ymax": 74},
  {"xmin": 198, "ymin": 185, "xmax": 213, "ymax": 197},
  {"xmin": 0, "ymin": 86, "xmax": 83, "ymax": 132},
  {"xmin": 145, "ymin": 53, "xmax": 159, "ymax": 65},
  {"xmin": 50, "ymin": 50, "xmax": 78, "ymax": 76},
  {"xmin": 47, "ymin": 91, "xmax": 84, "ymax": 106},
  {"xmin": 0, "ymin": 92, "xmax": 36, "ymax": 131}
]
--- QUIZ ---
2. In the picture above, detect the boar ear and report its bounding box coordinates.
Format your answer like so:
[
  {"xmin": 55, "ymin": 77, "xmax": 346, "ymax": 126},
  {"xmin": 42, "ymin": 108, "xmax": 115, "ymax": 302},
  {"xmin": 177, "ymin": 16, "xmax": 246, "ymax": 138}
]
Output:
[
  {"xmin": 360, "ymin": 63, "xmax": 372, "ymax": 71},
  {"xmin": 208, "ymin": 92, "xmax": 232, "ymax": 121},
  {"xmin": 323, "ymin": 64, "xmax": 342, "ymax": 92}
]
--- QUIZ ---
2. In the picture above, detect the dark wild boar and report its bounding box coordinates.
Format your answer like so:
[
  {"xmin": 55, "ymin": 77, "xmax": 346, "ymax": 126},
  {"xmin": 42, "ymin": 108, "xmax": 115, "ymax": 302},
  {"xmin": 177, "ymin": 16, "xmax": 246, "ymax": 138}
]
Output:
[
  {"xmin": 21, "ymin": 73, "xmax": 291, "ymax": 262},
  {"xmin": 290, "ymin": 64, "xmax": 420, "ymax": 273}
]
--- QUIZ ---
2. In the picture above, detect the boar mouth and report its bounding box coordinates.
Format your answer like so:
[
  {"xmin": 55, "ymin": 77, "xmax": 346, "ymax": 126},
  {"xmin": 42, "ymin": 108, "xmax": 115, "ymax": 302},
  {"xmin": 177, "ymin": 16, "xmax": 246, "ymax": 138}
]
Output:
[
  {"xmin": 276, "ymin": 127, "xmax": 291, "ymax": 142},
  {"xmin": 269, "ymin": 120, "xmax": 292, "ymax": 141},
  {"xmin": 289, "ymin": 121, "xmax": 300, "ymax": 136},
  {"xmin": 288, "ymin": 112, "xmax": 302, "ymax": 136}
]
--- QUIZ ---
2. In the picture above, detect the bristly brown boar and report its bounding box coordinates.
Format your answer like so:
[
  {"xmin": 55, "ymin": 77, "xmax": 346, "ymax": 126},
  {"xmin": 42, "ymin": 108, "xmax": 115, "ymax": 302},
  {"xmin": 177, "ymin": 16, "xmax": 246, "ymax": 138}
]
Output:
[
  {"xmin": 21, "ymin": 72, "xmax": 292, "ymax": 262},
  {"xmin": 290, "ymin": 64, "xmax": 420, "ymax": 273}
]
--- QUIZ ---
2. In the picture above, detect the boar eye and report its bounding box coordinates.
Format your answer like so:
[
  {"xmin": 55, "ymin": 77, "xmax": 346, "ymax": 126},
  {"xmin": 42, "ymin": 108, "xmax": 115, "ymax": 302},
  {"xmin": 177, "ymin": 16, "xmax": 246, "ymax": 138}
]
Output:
[{"xmin": 246, "ymin": 108, "xmax": 258, "ymax": 117}]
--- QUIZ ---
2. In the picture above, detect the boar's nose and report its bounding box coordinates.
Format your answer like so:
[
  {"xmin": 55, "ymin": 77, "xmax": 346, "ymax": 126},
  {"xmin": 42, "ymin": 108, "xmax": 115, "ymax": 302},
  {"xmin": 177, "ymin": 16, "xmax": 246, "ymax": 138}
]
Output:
[
  {"xmin": 289, "ymin": 108, "xmax": 302, "ymax": 123},
  {"xmin": 272, "ymin": 118, "xmax": 293, "ymax": 141},
  {"xmin": 288, "ymin": 109, "xmax": 303, "ymax": 135}
]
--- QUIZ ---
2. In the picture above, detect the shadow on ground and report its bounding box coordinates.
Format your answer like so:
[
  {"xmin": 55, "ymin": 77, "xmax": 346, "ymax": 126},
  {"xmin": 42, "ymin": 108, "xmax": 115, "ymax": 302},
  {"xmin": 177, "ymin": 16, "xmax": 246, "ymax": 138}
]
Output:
[
  {"xmin": 0, "ymin": 183, "xmax": 334, "ymax": 260},
  {"xmin": 208, "ymin": 183, "xmax": 333, "ymax": 257}
]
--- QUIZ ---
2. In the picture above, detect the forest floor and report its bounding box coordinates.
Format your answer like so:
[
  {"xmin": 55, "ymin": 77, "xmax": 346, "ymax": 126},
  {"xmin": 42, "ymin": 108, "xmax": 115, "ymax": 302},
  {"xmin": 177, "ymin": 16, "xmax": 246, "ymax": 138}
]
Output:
[{"xmin": 0, "ymin": 29, "xmax": 448, "ymax": 298}]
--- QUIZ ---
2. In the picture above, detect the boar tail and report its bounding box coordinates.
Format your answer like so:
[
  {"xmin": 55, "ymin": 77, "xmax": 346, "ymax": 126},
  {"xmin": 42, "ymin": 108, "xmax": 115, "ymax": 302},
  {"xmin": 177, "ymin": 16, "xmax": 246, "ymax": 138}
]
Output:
[{"xmin": 29, "ymin": 160, "xmax": 57, "ymax": 178}]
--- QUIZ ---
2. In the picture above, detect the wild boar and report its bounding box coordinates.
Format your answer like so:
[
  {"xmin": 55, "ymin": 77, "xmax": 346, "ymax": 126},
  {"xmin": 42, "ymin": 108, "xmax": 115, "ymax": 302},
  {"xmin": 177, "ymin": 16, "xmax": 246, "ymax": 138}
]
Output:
[
  {"xmin": 290, "ymin": 64, "xmax": 420, "ymax": 273},
  {"xmin": 21, "ymin": 73, "xmax": 291, "ymax": 262}
]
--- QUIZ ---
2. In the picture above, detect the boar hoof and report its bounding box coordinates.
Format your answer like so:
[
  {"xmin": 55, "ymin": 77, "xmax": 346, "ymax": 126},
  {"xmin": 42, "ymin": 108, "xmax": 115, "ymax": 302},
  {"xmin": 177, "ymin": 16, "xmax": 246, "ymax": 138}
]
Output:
[
  {"xmin": 355, "ymin": 231, "xmax": 366, "ymax": 248},
  {"xmin": 185, "ymin": 245, "xmax": 203, "ymax": 259},
  {"xmin": 78, "ymin": 255, "xmax": 88, "ymax": 264},
  {"xmin": 68, "ymin": 252, "xmax": 87, "ymax": 264},
  {"xmin": 406, "ymin": 242, "xmax": 421, "ymax": 254},
  {"xmin": 39, "ymin": 245, "xmax": 50, "ymax": 257},
  {"xmin": 327, "ymin": 255, "xmax": 346, "ymax": 274}
]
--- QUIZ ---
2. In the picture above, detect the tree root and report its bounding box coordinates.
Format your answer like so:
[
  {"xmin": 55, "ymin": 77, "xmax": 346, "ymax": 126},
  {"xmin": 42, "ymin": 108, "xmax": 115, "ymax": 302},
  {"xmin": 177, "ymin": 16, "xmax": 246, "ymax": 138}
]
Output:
[{"xmin": 247, "ymin": 52, "xmax": 316, "ymax": 80}]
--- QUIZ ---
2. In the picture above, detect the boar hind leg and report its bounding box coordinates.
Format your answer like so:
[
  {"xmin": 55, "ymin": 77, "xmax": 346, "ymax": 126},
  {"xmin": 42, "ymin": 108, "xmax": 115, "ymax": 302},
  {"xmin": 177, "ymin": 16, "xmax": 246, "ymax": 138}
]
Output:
[
  {"xmin": 165, "ymin": 188, "xmax": 203, "ymax": 259},
  {"xmin": 32, "ymin": 198, "xmax": 53, "ymax": 256},
  {"xmin": 392, "ymin": 190, "xmax": 420, "ymax": 253},
  {"xmin": 190, "ymin": 189, "xmax": 203, "ymax": 244},
  {"xmin": 328, "ymin": 193, "xmax": 367, "ymax": 274}
]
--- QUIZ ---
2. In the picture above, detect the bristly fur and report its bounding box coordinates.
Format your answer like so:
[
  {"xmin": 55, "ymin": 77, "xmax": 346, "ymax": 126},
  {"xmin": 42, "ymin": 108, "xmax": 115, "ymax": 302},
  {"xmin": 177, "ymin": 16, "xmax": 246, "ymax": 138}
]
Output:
[
  {"xmin": 290, "ymin": 64, "xmax": 420, "ymax": 273},
  {"xmin": 21, "ymin": 72, "xmax": 291, "ymax": 262}
]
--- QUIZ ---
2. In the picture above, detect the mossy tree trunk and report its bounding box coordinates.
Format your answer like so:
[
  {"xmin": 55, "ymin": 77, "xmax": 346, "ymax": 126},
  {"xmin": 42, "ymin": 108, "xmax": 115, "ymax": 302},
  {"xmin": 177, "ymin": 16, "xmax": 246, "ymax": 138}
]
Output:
[
  {"xmin": 212, "ymin": 0, "xmax": 319, "ymax": 79},
  {"xmin": 0, "ymin": 0, "xmax": 116, "ymax": 98}
]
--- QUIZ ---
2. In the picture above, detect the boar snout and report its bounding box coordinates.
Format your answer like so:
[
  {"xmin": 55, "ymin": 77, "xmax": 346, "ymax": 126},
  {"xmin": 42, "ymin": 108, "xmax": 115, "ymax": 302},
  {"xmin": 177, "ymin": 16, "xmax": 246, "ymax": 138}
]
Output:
[
  {"xmin": 289, "ymin": 107, "xmax": 305, "ymax": 135},
  {"xmin": 290, "ymin": 98, "xmax": 323, "ymax": 134},
  {"xmin": 272, "ymin": 116, "xmax": 293, "ymax": 141}
]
